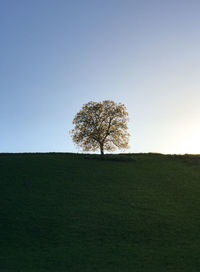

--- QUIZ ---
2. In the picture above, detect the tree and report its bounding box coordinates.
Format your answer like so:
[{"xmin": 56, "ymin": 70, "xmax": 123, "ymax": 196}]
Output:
[{"xmin": 70, "ymin": 100, "xmax": 130, "ymax": 155}]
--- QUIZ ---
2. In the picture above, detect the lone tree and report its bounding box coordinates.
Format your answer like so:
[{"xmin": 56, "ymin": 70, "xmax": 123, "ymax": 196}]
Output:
[{"xmin": 70, "ymin": 100, "xmax": 130, "ymax": 155}]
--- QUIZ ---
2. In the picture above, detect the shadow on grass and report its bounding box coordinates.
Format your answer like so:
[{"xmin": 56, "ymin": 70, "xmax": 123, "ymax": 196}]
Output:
[{"xmin": 83, "ymin": 154, "xmax": 136, "ymax": 162}]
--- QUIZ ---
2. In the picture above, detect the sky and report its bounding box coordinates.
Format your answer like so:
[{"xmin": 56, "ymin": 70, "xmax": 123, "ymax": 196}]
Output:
[{"xmin": 1, "ymin": 0, "xmax": 200, "ymax": 154}]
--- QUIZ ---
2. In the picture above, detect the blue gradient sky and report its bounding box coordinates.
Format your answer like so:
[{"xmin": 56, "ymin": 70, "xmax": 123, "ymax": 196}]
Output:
[{"xmin": 1, "ymin": 0, "xmax": 200, "ymax": 154}]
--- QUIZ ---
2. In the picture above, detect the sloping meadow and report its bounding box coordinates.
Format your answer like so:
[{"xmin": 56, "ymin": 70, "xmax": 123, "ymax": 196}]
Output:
[{"xmin": 0, "ymin": 153, "xmax": 200, "ymax": 271}]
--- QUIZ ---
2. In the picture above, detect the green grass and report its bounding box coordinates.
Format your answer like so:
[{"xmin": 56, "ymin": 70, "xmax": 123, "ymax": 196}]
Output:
[{"xmin": 1, "ymin": 153, "xmax": 200, "ymax": 271}]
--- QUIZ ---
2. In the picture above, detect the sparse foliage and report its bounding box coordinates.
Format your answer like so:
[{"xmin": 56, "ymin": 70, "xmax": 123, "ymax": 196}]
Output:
[{"xmin": 70, "ymin": 100, "xmax": 130, "ymax": 155}]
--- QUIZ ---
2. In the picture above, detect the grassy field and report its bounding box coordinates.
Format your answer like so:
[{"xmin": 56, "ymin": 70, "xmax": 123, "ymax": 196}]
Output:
[{"xmin": 1, "ymin": 153, "xmax": 200, "ymax": 271}]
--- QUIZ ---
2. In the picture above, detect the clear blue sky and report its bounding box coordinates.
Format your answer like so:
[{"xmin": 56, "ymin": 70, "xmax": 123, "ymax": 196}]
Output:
[{"xmin": 1, "ymin": 0, "xmax": 200, "ymax": 154}]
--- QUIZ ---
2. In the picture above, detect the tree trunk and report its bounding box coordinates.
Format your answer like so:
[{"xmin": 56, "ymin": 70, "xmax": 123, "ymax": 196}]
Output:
[{"xmin": 100, "ymin": 144, "xmax": 104, "ymax": 156}]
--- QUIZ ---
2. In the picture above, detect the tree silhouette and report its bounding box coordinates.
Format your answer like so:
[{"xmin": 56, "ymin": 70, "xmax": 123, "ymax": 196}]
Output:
[{"xmin": 71, "ymin": 100, "xmax": 130, "ymax": 155}]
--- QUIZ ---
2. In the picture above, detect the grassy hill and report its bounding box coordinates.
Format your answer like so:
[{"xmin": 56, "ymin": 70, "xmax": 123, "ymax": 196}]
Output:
[{"xmin": 1, "ymin": 153, "xmax": 200, "ymax": 271}]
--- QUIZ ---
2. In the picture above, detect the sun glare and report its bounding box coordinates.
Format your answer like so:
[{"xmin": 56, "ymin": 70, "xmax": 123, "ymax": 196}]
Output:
[{"xmin": 177, "ymin": 128, "xmax": 200, "ymax": 154}]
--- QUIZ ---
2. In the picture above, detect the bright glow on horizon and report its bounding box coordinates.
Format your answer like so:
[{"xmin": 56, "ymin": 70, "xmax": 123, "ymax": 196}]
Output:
[{"xmin": 176, "ymin": 127, "xmax": 200, "ymax": 154}]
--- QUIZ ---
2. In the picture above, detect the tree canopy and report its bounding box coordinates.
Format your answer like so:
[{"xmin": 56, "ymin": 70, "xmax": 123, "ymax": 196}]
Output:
[{"xmin": 70, "ymin": 100, "xmax": 130, "ymax": 155}]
